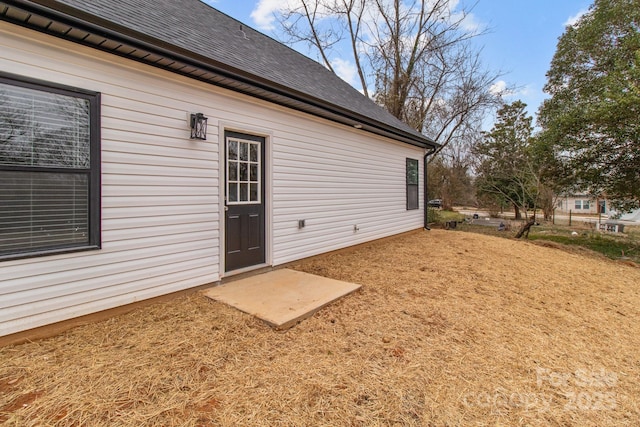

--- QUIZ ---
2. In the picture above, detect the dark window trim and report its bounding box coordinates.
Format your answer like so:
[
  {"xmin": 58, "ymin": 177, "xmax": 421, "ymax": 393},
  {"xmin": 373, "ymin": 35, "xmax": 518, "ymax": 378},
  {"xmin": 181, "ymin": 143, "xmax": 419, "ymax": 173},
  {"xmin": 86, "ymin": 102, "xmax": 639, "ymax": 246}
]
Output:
[
  {"xmin": 0, "ymin": 71, "xmax": 101, "ymax": 261},
  {"xmin": 406, "ymin": 158, "xmax": 419, "ymax": 210}
]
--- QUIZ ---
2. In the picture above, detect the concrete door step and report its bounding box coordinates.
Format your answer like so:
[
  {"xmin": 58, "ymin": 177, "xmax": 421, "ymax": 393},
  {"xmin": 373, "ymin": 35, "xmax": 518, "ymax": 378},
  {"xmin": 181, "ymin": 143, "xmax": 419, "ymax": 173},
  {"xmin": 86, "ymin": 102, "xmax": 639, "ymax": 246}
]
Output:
[{"xmin": 203, "ymin": 268, "xmax": 361, "ymax": 329}]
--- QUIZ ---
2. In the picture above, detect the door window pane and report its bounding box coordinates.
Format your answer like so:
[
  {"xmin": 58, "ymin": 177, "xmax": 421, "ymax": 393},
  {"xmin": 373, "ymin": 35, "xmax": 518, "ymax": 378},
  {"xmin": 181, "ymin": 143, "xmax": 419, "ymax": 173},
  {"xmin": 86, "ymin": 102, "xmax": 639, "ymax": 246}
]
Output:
[
  {"xmin": 228, "ymin": 162, "xmax": 237, "ymax": 181},
  {"xmin": 226, "ymin": 137, "xmax": 261, "ymax": 205},
  {"xmin": 239, "ymin": 162, "xmax": 248, "ymax": 181},
  {"xmin": 239, "ymin": 142, "xmax": 248, "ymax": 161},
  {"xmin": 228, "ymin": 140, "xmax": 238, "ymax": 160},
  {"xmin": 228, "ymin": 183, "xmax": 238, "ymax": 202},
  {"xmin": 239, "ymin": 183, "xmax": 248, "ymax": 202}
]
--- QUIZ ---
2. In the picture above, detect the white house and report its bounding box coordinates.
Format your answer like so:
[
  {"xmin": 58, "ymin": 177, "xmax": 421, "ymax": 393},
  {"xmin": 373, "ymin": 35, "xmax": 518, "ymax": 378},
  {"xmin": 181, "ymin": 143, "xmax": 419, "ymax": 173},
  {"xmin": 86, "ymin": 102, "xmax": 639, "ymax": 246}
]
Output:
[
  {"xmin": 0, "ymin": 0, "xmax": 436, "ymax": 340},
  {"xmin": 556, "ymin": 194, "xmax": 606, "ymax": 215}
]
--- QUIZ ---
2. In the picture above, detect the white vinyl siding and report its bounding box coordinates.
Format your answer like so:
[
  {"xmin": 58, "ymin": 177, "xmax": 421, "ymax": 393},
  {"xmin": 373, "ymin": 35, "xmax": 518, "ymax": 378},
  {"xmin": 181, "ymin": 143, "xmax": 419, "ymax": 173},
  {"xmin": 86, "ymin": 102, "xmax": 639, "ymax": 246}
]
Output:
[
  {"xmin": 271, "ymin": 127, "xmax": 423, "ymax": 265},
  {"xmin": 0, "ymin": 22, "xmax": 424, "ymax": 337},
  {"xmin": 0, "ymin": 23, "xmax": 220, "ymax": 336}
]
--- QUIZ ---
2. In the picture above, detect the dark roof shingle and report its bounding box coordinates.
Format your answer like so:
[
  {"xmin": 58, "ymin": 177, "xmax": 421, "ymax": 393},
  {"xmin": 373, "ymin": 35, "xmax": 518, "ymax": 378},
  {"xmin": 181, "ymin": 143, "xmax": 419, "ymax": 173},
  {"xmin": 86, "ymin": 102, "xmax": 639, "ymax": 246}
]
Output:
[{"xmin": 3, "ymin": 0, "xmax": 435, "ymax": 147}]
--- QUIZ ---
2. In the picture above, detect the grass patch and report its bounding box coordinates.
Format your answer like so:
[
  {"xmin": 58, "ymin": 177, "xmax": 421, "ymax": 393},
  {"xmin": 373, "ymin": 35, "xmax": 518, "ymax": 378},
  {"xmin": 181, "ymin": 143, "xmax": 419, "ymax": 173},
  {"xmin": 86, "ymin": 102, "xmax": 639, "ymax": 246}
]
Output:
[
  {"xmin": 458, "ymin": 223, "xmax": 512, "ymax": 237},
  {"xmin": 528, "ymin": 232, "xmax": 640, "ymax": 263},
  {"xmin": 427, "ymin": 209, "xmax": 465, "ymax": 224},
  {"xmin": 438, "ymin": 210, "xmax": 466, "ymax": 222},
  {"xmin": 457, "ymin": 220, "xmax": 640, "ymax": 265}
]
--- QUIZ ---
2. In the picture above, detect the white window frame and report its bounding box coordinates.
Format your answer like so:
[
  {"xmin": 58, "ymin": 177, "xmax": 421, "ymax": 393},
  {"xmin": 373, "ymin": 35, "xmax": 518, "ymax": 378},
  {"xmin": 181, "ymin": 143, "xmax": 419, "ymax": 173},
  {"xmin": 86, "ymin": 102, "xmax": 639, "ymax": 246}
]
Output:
[{"xmin": 226, "ymin": 136, "xmax": 261, "ymax": 205}]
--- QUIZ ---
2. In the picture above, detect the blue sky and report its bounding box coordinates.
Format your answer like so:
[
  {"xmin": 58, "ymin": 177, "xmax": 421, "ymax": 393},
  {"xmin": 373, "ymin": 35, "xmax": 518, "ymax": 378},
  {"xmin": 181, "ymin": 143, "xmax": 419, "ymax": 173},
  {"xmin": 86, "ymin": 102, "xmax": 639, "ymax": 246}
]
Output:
[{"xmin": 204, "ymin": 0, "xmax": 592, "ymax": 126}]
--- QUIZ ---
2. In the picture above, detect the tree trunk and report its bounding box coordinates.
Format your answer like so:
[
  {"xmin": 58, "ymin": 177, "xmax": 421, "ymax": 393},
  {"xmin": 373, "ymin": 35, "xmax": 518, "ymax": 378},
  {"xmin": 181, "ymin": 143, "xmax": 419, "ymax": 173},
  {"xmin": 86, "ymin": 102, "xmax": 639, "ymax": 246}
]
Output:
[
  {"xmin": 513, "ymin": 204, "xmax": 521, "ymax": 220},
  {"xmin": 515, "ymin": 218, "xmax": 535, "ymax": 239}
]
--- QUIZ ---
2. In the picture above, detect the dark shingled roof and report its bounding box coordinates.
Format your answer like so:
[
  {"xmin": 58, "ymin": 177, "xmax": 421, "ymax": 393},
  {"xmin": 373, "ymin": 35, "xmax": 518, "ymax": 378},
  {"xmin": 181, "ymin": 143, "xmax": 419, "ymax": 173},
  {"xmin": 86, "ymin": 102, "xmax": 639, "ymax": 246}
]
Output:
[{"xmin": 0, "ymin": 0, "xmax": 435, "ymax": 148}]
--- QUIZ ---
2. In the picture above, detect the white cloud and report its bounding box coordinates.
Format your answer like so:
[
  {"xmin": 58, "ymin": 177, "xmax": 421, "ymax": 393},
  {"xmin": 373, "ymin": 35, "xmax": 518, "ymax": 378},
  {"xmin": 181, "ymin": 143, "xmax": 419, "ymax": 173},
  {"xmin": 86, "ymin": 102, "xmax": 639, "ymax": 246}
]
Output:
[
  {"xmin": 489, "ymin": 80, "xmax": 508, "ymax": 96},
  {"xmin": 449, "ymin": 10, "xmax": 482, "ymax": 33},
  {"xmin": 436, "ymin": 0, "xmax": 484, "ymax": 34},
  {"xmin": 461, "ymin": 13, "xmax": 483, "ymax": 33},
  {"xmin": 564, "ymin": 8, "xmax": 588, "ymax": 27},
  {"xmin": 250, "ymin": 0, "xmax": 287, "ymax": 31},
  {"xmin": 518, "ymin": 84, "xmax": 534, "ymax": 97},
  {"xmin": 331, "ymin": 58, "xmax": 359, "ymax": 87},
  {"xmin": 251, "ymin": 0, "xmax": 335, "ymax": 31},
  {"xmin": 490, "ymin": 81, "xmax": 538, "ymax": 99}
]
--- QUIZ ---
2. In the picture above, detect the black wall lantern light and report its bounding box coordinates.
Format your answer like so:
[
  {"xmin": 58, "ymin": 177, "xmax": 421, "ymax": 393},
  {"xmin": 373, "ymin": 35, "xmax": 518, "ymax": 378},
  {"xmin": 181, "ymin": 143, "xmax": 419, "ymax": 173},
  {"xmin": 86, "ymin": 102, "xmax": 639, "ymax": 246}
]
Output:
[{"xmin": 190, "ymin": 113, "xmax": 208, "ymax": 140}]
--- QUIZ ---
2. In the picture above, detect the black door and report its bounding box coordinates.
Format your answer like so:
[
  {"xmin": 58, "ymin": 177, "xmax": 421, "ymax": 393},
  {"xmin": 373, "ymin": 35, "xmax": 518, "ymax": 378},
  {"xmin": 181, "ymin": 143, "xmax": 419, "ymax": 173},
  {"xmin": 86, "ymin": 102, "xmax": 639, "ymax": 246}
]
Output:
[{"xmin": 225, "ymin": 131, "xmax": 265, "ymax": 271}]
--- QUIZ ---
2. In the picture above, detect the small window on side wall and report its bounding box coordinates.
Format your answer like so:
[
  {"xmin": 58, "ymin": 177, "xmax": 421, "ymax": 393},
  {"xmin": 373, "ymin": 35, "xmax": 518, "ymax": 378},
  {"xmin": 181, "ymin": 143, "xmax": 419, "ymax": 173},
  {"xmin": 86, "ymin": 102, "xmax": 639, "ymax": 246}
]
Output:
[
  {"xmin": 0, "ymin": 73, "xmax": 101, "ymax": 260},
  {"xmin": 406, "ymin": 158, "xmax": 419, "ymax": 210}
]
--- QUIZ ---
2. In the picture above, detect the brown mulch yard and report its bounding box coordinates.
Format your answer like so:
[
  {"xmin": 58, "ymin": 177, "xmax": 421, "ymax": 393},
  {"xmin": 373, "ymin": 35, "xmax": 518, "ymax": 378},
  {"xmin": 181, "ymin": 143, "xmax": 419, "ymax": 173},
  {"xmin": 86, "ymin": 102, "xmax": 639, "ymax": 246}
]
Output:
[{"xmin": 1, "ymin": 229, "xmax": 640, "ymax": 426}]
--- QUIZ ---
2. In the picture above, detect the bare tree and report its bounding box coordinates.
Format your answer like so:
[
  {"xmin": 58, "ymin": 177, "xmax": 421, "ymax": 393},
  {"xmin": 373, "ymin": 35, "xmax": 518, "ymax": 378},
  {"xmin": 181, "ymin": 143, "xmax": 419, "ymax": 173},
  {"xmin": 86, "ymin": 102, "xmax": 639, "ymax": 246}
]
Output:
[
  {"xmin": 274, "ymin": 0, "xmax": 504, "ymax": 154},
  {"xmin": 428, "ymin": 128, "xmax": 479, "ymax": 209}
]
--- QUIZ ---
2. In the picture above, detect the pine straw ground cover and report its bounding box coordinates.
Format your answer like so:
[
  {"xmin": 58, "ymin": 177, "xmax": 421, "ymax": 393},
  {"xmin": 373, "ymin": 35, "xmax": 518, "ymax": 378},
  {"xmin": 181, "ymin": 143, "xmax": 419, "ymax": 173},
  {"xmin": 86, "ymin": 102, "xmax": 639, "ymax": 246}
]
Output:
[{"xmin": 1, "ymin": 230, "xmax": 640, "ymax": 426}]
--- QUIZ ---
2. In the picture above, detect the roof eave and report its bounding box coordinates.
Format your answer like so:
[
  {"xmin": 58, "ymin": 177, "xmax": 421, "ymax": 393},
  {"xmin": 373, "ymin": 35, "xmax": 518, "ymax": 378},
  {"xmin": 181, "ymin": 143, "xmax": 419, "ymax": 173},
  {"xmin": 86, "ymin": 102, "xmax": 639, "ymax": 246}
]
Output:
[{"xmin": 1, "ymin": 0, "xmax": 437, "ymax": 149}]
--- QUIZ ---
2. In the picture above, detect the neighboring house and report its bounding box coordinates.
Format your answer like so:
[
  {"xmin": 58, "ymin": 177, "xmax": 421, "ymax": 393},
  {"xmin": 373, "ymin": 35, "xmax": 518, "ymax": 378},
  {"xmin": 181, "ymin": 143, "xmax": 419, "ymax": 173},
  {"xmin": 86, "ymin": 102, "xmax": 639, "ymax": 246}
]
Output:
[
  {"xmin": 0, "ymin": 0, "xmax": 436, "ymax": 338},
  {"xmin": 556, "ymin": 194, "xmax": 606, "ymax": 215}
]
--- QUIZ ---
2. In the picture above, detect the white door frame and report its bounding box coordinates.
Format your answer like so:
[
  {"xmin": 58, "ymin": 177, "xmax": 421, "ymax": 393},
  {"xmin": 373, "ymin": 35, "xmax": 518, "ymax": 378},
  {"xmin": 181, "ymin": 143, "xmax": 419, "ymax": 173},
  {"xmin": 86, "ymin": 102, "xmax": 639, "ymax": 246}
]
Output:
[{"xmin": 218, "ymin": 121, "xmax": 273, "ymax": 278}]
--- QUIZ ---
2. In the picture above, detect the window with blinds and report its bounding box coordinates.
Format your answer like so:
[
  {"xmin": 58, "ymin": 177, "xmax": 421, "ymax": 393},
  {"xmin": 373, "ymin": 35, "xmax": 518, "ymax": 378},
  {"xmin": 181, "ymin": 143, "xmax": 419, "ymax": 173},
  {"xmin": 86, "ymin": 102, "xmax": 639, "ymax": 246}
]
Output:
[
  {"xmin": 406, "ymin": 158, "xmax": 419, "ymax": 210},
  {"xmin": 0, "ymin": 73, "xmax": 100, "ymax": 260}
]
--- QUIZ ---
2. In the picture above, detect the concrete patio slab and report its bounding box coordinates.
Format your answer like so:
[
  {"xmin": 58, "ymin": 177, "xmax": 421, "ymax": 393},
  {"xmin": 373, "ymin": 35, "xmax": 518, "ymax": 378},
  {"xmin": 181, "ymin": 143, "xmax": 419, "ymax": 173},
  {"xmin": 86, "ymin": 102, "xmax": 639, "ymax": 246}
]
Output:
[{"xmin": 202, "ymin": 269, "xmax": 361, "ymax": 329}]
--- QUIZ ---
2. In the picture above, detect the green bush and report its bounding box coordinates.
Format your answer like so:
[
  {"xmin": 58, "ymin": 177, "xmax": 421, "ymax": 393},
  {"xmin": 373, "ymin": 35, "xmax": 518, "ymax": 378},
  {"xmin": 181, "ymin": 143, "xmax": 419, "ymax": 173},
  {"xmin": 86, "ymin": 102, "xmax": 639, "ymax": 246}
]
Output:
[{"xmin": 427, "ymin": 208, "xmax": 442, "ymax": 224}]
